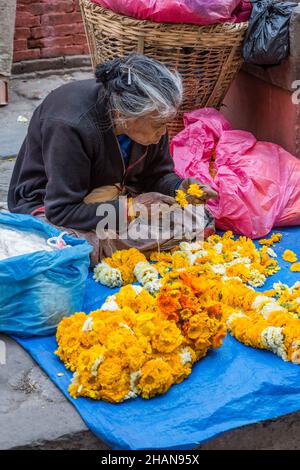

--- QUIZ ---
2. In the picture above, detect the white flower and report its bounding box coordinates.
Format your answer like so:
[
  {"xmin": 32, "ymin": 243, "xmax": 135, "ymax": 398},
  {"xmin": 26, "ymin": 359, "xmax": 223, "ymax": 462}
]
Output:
[
  {"xmin": 179, "ymin": 241, "xmax": 203, "ymax": 252},
  {"xmin": 214, "ymin": 242, "xmax": 223, "ymax": 254},
  {"xmin": 251, "ymin": 295, "xmax": 272, "ymax": 311},
  {"xmin": 211, "ymin": 264, "xmax": 226, "ymax": 275},
  {"xmin": 273, "ymin": 281, "xmax": 289, "ymax": 296},
  {"xmin": 124, "ymin": 390, "xmax": 139, "ymax": 400},
  {"xmin": 290, "ymin": 341, "xmax": 300, "ymax": 364},
  {"xmin": 91, "ymin": 356, "xmax": 104, "ymax": 377},
  {"xmin": 180, "ymin": 347, "xmax": 192, "ymax": 365},
  {"xmin": 266, "ymin": 247, "xmax": 277, "ymax": 258},
  {"xmin": 124, "ymin": 370, "xmax": 142, "ymax": 400},
  {"xmin": 144, "ymin": 279, "xmax": 162, "ymax": 294},
  {"xmin": 186, "ymin": 252, "xmax": 198, "ymax": 265},
  {"xmin": 101, "ymin": 296, "xmax": 119, "ymax": 311},
  {"xmin": 195, "ymin": 249, "xmax": 208, "ymax": 258},
  {"xmin": 261, "ymin": 326, "xmax": 287, "ymax": 360},
  {"xmin": 131, "ymin": 285, "xmax": 143, "ymax": 294},
  {"xmin": 71, "ymin": 371, "xmax": 83, "ymax": 393},
  {"xmin": 248, "ymin": 270, "xmax": 266, "ymax": 287},
  {"xmin": 93, "ymin": 262, "xmax": 122, "ymax": 288},
  {"xmin": 71, "ymin": 371, "xmax": 80, "ymax": 385},
  {"xmin": 82, "ymin": 316, "xmax": 93, "ymax": 332},
  {"xmin": 260, "ymin": 302, "xmax": 286, "ymax": 320},
  {"xmin": 226, "ymin": 256, "xmax": 251, "ymax": 267},
  {"xmin": 134, "ymin": 261, "xmax": 160, "ymax": 292}
]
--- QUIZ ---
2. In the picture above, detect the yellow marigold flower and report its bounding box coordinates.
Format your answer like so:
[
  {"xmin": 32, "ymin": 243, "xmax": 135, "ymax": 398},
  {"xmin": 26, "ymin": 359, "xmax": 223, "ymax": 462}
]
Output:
[
  {"xmin": 163, "ymin": 351, "xmax": 193, "ymax": 385},
  {"xmin": 115, "ymin": 285, "xmax": 155, "ymax": 313},
  {"xmin": 259, "ymin": 233, "xmax": 282, "ymax": 247},
  {"xmin": 290, "ymin": 262, "xmax": 300, "ymax": 272},
  {"xmin": 263, "ymin": 289, "xmax": 276, "ymax": 297},
  {"xmin": 104, "ymin": 248, "xmax": 147, "ymax": 285},
  {"xmin": 152, "ymin": 320, "xmax": 183, "ymax": 354},
  {"xmin": 97, "ymin": 359, "xmax": 131, "ymax": 403},
  {"xmin": 175, "ymin": 189, "xmax": 188, "ymax": 208},
  {"xmin": 172, "ymin": 252, "xmax": 190, "ymax": 270},
  {"xmin": 138, "ymin": 359, "xmax": 174, "ymax": 399},
  {"xmin": 187, "ymin": 184, "xmax": 204, "ymax": 199},
  {"xmin": 150, "ymin": 251, "xmax": 173, "ymax": 263},
  {"xmin": 155, "ymin": 261, "xmax": 171, "ymax": 277},
  {"xmin": 282, "ymin": 249, "xmax": 298, "ymax": 263}
]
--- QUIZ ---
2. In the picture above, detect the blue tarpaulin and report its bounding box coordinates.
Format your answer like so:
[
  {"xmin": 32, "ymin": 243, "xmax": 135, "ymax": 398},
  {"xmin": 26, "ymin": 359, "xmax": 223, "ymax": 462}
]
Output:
[{"xmin": 15, "ymin": 227, "xmax": 300, "ymax": 450}]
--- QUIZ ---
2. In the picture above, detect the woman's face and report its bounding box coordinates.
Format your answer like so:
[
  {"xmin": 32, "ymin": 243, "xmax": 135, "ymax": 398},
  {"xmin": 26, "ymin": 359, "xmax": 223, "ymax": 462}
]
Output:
[{"xmin": 117, "ymin": 112, "xmax": 174, "ymax": 146}]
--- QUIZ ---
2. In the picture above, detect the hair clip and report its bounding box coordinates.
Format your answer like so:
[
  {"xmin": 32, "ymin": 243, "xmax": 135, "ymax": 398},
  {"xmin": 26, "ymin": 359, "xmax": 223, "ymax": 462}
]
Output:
[
  {"xmin": 127, "ymin": 67, "xmax": 132, "ymax": 85},
  {"xmin": 121, "ymin": 65, "xmax": 132, "ymax": 85}
]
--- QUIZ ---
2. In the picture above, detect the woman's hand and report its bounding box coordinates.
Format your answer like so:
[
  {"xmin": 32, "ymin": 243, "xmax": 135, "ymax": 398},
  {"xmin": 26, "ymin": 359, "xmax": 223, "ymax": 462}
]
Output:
[
  {"xmin": 178, "ymin": 177, "xmax": 218, "ymax": 204},
  {"xmin": 129, "ymin": 192, "xmax": 176, "ymax": 222}
]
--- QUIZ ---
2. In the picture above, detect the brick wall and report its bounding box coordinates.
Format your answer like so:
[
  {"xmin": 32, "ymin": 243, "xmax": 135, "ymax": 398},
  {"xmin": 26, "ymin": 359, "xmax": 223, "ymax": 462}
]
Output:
[{"xmin": 14, "ymin": 0, "xmax": 89, "ymax": 62}]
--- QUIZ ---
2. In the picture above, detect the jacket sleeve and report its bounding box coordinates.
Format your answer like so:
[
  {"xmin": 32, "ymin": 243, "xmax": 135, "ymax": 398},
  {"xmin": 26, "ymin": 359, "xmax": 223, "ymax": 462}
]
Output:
[
  {"xmin": 143, "ymin": 133, "xmax": 183, "ymax": 197},
  {"xmin": 41, "ymin": 118, "xmax": 120, "ymax": 231}
]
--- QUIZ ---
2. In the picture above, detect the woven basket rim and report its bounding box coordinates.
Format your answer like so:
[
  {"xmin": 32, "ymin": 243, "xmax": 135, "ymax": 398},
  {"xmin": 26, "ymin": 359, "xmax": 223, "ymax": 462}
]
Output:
[{"xmin": 81, "ymin": 0, "xmax": 249, "ymax": 33}]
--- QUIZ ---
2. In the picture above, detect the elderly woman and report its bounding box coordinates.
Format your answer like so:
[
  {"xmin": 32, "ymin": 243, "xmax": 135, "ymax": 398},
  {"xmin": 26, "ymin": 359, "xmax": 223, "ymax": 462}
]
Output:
[{"xmin": 8, "ymin": 54, "xmax": 216, "ymax": 262}]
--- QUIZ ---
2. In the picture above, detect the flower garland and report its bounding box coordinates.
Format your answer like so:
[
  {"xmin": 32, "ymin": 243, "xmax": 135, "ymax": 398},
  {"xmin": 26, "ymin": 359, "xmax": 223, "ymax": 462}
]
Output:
[
  {"xmin": 150, "ymin": 231, "xmax": 280, "ymax": 288},
  {"xmin": 93, "ymin": 248, "xmax": 160, "ymax": 293},
  {"xmin": 157, "ymin": 270, "xmax": 227, "ymax": 360},
  {"xmin": 56, "ymin": 283, "xmax": 221, "ymax": 402},
  {"xmin": 212, "ymin": 277, "xmax": 300, "ymax": 363}
]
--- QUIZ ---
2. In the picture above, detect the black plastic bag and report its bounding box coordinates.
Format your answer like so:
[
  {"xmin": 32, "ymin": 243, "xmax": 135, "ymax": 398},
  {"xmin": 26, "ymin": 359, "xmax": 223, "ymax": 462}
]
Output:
[{"xmin": 243, "ymin": 1, "xmax": 298, "ymax": 66}]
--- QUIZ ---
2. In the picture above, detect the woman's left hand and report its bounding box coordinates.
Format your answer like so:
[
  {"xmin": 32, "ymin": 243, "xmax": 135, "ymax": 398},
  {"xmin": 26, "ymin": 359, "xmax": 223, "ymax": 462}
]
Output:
[{"xmin": 178, "ymin": 177, "xmax": 218, "ymax": 204}]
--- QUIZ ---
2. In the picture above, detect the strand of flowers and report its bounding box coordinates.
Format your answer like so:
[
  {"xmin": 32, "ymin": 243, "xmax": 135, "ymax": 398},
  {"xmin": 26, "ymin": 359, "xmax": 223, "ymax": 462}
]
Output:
[
  {"xmin": 56, "ymin": 281, "xmax": 226, "ymax": 403},
  {"xmin": 157, "ymin": 267, "xmax": 300, "ymax": 365},
  {"xmin": 150, "ymin": 231, "xmax": 280, "ymax": 288},
  {"xmin": 94, "ymin": 231, "xmax": 281, "ymax": 294},
  {"xmin": 57, "ymin": 273, "xmax": 226, "ymax": 402},
  {"xmin": 93, "ymin": 248, "xmax": 160, "ymax": 293},
  {"xmin": 219, "ymin": 278, "xmax": 300, "ymax": 363}
]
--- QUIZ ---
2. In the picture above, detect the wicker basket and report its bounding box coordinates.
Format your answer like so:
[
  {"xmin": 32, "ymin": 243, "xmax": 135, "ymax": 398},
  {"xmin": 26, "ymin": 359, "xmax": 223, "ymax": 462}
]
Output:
[{"xmin": 80, "ymin": 0, "xmax": 248, "ymax": 138}]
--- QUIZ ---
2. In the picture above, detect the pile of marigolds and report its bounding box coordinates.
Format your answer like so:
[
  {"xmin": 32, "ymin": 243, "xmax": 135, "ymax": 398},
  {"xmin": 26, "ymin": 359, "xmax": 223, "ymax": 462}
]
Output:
[{"xmin": 56, "ymin": 231, "xmax": 300, "ymax": 403}]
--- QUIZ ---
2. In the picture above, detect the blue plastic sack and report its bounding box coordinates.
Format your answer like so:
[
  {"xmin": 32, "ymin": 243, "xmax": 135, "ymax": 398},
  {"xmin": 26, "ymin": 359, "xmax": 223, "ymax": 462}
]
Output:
[{"xmin": 0, "ymin": 212, "xmax": 92, "ymax": 337}]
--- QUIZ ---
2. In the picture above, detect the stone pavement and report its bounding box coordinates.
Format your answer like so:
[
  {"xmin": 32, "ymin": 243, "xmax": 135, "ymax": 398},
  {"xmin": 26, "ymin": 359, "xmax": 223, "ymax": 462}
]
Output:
[
  {"xmin": 0, "ymin": 159, "xmax": 14, "ymax": 210},
  {"xmin": 1, "ymin": 72, "xmax": 300, "ymax": 450},
  {"xmin": 0, "ymin": 70, "xmax": 93, "ymax": 159}
]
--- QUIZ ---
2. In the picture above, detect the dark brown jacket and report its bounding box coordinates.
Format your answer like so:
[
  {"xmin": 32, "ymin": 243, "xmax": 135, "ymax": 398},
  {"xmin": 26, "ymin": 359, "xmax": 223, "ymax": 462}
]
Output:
[{"xmin": 8, "ymin": 79, "xmax": 181, "ymax": 230}]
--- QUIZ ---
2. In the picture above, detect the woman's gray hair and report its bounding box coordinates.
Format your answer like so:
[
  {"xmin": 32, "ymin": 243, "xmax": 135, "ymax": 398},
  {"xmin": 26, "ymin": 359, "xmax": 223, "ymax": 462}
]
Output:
[{"xmin": 95, "ymin": 54, "xmax": 183, "ymax": 120}]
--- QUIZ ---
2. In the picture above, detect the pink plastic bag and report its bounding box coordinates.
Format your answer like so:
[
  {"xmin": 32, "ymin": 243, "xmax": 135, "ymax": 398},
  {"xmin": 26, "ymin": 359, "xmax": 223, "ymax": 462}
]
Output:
[
  {"xmin": 171, "ymin": 108, "xmax": 300, "ymax": 239},
  {"xmin": 92, "ymin": 0, "xmax": 251, "ymax": 25}
]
